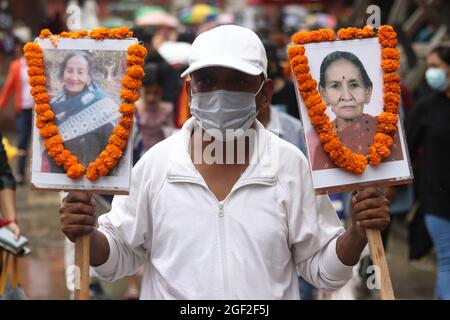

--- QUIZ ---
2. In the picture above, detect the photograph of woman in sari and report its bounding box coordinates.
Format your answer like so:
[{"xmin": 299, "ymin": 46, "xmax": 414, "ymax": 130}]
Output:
[{"xmin": 41, "ymin": 51, "xmax": 121, "ymax": 174}]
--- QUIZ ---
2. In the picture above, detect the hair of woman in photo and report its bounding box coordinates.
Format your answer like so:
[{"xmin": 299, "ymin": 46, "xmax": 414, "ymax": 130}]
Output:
[{"xmin": 319, "ymin": 51, "xmax": 373, "ymax": 90}]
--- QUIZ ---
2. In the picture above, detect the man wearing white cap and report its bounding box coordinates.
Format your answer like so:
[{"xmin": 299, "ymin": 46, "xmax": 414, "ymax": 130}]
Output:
[{"xmin": 59, "ymin": 25, "xmax": 390, "ymax": 299}]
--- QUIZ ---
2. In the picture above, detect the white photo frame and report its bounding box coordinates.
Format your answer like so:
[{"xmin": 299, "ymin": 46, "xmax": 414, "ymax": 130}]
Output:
[
  {"xmin": 294, "ymin": 38, "xmax": 413, "ymax": 193},
  {"xmin": 30, "ymin": 38, "xmax": 138, "ymax": 194}
]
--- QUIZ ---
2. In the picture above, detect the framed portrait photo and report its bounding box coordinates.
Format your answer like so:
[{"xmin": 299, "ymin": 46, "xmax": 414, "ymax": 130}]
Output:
[
  {"xmin": 26, "ymin": 32, "xmax": 144, "ymax": 194},
  {"xmin": 288, "ymin": 26, "xmax": 413, "ymax": 194}
]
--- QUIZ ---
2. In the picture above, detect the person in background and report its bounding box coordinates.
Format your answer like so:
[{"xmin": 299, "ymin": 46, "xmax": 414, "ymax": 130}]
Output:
[
  {"xmin": 0, "ymin": 131, "xmax": 20, "ymax": 238},
  {"xmin": 138, "ymin": 63, "xmax": 174, "ymax": 152},
  {"xmin": 407, "ymin": 45, "xmax": 450, "ymax": 300},
  {"xmin": 0, "ymin": 38, "xmax": 34, "ymax": 184},
  {"xmin": 263, "ymin": 41, "xmax": 300, "ymax": 119}
]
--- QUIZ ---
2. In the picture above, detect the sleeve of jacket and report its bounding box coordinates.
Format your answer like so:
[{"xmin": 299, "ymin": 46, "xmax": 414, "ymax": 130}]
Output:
[
  {"xmin": 284, "ymin": 149, "xmax": 353, "ymax": 291},
  {"xmin": 92, "ymin": 156, "xmax": 153, "ymax": 281}
]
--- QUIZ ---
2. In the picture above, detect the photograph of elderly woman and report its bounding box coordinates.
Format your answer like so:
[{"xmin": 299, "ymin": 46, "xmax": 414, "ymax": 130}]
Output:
[
  {"xmin": 40, "ymin": 49, "xmax": 126, "ymax": 175},
  {"xmin": 306, "ymin": 50, "xmax": 403, "ymax": 171}
]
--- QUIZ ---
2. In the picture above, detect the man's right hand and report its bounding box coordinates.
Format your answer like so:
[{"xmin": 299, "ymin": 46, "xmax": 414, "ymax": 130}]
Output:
[{"xmin": 60, "ymin": 191, "xmax": 96, "ymax": 242}]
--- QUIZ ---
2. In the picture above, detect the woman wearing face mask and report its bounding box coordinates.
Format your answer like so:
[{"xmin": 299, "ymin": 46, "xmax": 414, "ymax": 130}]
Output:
[
  {"xmin": 407, "ymin": 45, "xmax": 450, "ymax": 300},
  {"xmin": 41, "ymin": 51, "xmax": 120, "ymax": 173},
  {"xmin": 308, "ymin": 51, "xmax": 403, "ymax": 171}
]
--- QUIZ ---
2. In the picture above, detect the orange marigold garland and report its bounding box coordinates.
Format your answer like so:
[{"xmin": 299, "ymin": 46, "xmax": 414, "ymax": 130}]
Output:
[
  {"xmin": 24, "ymin": 27, "xmax": 147, "ymax": 181},
  {"xmin": 288, "ymin": 25, "xmax": 401, "ymax": 175}
]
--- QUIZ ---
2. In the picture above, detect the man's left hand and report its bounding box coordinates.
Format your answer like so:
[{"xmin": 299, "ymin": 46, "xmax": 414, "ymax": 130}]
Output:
[{"xmin": 349, "ymin": 187, "xmax": 390, "ymax": 240}]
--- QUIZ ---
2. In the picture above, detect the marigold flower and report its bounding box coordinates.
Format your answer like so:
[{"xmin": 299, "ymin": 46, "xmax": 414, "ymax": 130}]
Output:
[
  {"xmin": 24, "ymin": 43, "xmax": 42, "ymax": 53},
  {"xmin": 122, "ymin": 76, "xmax": 142, "ymax": 90},
  {"xmin": 128, "ymin": 44, "xmax": 147, "ymax": 58},
  {"xmin": 323, "ymin": 138, "xmax": 342, "ymax": 153},
  {"xmin": 291, "ymin": 55, "xmax": 308, "ymax": 68},
  {"xmin": 360, "ymin": 25, "xmax": 375, "ymax": 38},
  {"xmin": 382, "ymin": 48, "xmax": 400, "ymax": 60},
  {"xmin": 378, "ymin": 123, "xmax": 397, "ymax": 135},
  {"xmin": 86, "ymin": 166, "xmax": 99, "ymax": 181},
  {"xmin": 119, "ymin": 116, "xmax": 134, "ymax": 128},
  {"xmin": 295, "ymin": 72, "xmax": 312, "ymax": 84},
  {"xmin": 378, "ymin": 25, "xmax": 398, "ymax": 47},
  {"xmin": 127, "ymin": 65, "xmax": 145, "ymax": 79},
  {"xmin": 109, "ymin": 135, "xmax": 127, "ymax": 150},
  {"xmin": 299, "ymin": 79, "xmax": 317, "ymax": 92},
  {"xmin": 119, "ymin": 103, "xmax": 136, "ymax": 116},
  {"xmin": 308, "ymin": 103, "xmax": 327, "ymax": 117},
  {"xmin": 54, "ymin": 150, "xmax": 72, "ymax": 166},
  {"xmin": 287, "ymin": 46, "xmax": 305, "ymax": 59},
  {"xmin": 29, "ymin": 76, "xmax": 46, "ymax": 86},
  {"xmin": 106, "ymin": 144, "xmax": 123, "ymax": 159},
  {"xmin": 48, "ymin": 144, "xmax": 64, "ymax": 157},
  {"xmin": 378, "ymin": 112, "xmax": 398, "ymax": 125},
  {"xmin": 381, "ymin": 59, "xmax": 400, "ymax": 73},
  {"xmin": 27, "ymin": 66, "xmax": 44, "ymax": 77},
  {"xmin": 127, "ymin": 56, "xmax": 145, "ymax": 67},
  {"xmin": 43, "ymin": 135, "xmax": 63, "ymax": 149},
  {"xmin": 40, "ymin": 124, "xmax": 58, "ymax": 138},
  {"xmin": 35, "ymin": 103, "xmax": 51, "ymax": 114},
  {"xmin": 113, "ymin": 125, "xmax": 130, "ymax": 139},
  {"xmin": 384, "ymin": 73, "xmax": 400, "ymax": 84},
  {"xmin": 384, "ymin": 83, "xmax": 401, "ymax": 95},
  {"xmin": 67, "ymin": 164, "xmax": 85, "ymax": 179},
  {"xmin": 103, "ymin": 156, "xmax": 118, "ymax": 169},
  {"xmin": 31, "ymin": 85, "xmax": 46, "ymax": 96},
  {"xmin": 35, "ymin": 93, "xmax": 50, "ymax": 104},
  {"xmin": 39, "ymin": 29, "xmax": 52, "ymax": 38},
  {"xmin": 291, "ymin": 31, "xmax": 311, "ymax": 44},
  {"xmin": 37, "ymin": 110, "xmax": 55, "ymax": 122},
  {"xmin": 25, "ymin": 58, "xmax": 44, "ymax": 68},
  {"xmin": 319, "ymin": 131, "xmax": 337, "ymax": 144},
  {"xmin": 293, "ymin": 64, "xmax": 310, "ymax": 75},
  {"xmin": 121, "ymin": 89, "xmax": 139, "ymax": 102}
]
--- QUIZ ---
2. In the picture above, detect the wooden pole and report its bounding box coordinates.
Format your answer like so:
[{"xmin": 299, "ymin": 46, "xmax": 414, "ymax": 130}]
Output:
[
  {"xmin": 366, "ymin": 229, "xmax": 395, "ymax": 300},
  {"xmin": 74, "ymin": 234, "xmax": 90, "ymax": 300}
]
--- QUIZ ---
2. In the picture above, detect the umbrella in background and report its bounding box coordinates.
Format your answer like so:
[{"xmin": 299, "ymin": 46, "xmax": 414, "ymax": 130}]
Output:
[
  {"xmin": 179, "ymin": 4, "xmax": 220, "ymax": 24},
  {"xmin": 134, "ymin": 5, "xmax": 178, "ymax": 28}
]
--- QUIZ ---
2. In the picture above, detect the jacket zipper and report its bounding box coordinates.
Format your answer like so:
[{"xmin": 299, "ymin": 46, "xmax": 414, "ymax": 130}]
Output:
[{"xmin": 217, "ymin": 202, "xmax": 230, "ymax": 299}]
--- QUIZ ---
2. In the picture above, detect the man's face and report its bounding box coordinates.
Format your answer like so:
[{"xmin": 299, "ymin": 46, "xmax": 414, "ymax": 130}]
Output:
[
  {"xmin": 188, "ymin": 66, "xmax": 272, "ymax": 114},
  {"xmin": 319, "ymin": 59, "xmax": 372, "ymax": 121}
]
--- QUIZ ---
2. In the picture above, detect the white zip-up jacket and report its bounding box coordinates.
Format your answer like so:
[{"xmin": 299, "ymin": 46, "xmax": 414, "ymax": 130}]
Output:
[{"xmin": 93, "ymin": 117, "xmax": 353, "ymax": 299}]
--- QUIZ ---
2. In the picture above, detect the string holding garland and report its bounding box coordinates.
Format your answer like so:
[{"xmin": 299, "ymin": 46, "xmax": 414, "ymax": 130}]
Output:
[
  {"xmin": 287, "ymin": 25, "xmax": 401, "ymax": 175},
  {"xmin": 24, "ymin": 27, "xmax": 147, "ymax": 181}
]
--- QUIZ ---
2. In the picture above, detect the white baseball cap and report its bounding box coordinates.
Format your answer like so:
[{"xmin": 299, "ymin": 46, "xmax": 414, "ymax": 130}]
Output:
[{"xmin": 180, "ymin": 25, "xmax": 267, "ymax": 78}]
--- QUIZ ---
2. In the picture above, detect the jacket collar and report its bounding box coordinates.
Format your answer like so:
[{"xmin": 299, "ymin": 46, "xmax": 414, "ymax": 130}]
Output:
[{"xmin": 167, "ymin": 117, "xmax": 277, "ymax": 186}]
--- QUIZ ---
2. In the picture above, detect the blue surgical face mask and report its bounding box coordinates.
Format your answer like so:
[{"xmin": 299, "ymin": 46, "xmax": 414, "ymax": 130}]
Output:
[
  {"xmin": 190, "ymin": 82, "xmax": 264, "ymax": 141},
  {"xmin": 425, "ymin": 67, "xmax": 449, "ymax": 92}
]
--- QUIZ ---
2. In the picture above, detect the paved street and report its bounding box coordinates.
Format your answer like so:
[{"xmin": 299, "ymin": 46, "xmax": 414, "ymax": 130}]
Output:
[{"xmin": 12, "ymin": 180, "xmax": 437, "ymax": 300}]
